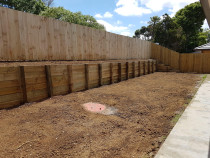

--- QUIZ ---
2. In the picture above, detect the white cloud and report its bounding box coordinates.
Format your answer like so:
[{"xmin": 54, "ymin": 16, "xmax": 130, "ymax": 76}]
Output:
[
  {"xmin": 114, "ymin": 0, "xmax": 151, "ymax": 16},
  {"xmin": 202, "ymin": 19, "xmax": 209, "ymax": 29},
  {"xmin": 140, "ymin": 0, "xmax": 198, "ymax": 17},
  {"xmin": 128, "ymin": 24, "xmax": 135, "ymax": 27},
  {"xmin": 104, "ymin": 12, "xmax": 113, "ymax": 18},
  {"xmin": 95, "ymin": 12, "xmax": 113, "ymax": 19},
  {"xmin": 114, "ymin": 0, "xmax": 199, "ymax": 17},
  {"xmin": 97, "ymin": 20, "xmax": 132, "ymax": 37},
  {"xmin": 97, "ymin": 20, "xmax": 128, "ymax": 32},
  {"xmin": 95, "ymin": 14, "xmax": 103, "ymax": 18}
]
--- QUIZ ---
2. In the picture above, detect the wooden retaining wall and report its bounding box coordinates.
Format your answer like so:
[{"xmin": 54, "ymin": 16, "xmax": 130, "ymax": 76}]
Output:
[
  {"xmin": 0, "ymin": 7, "xmax": 152, "ymax": 61},
  {"xmin": 0, "ymin": 60, "xmax": 156, "ymax": 109}
]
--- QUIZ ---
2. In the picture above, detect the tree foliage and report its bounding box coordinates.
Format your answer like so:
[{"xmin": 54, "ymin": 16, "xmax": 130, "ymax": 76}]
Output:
[
  {"xmin": 40, "ymin": 7, "xmax": 105, "ymax": 30},
  {"xmin": 174, "ymin": 1, "xmax": 205, "ymax": 52},
  {"xmin": 42, "ymin": 0, "xmax": 53, "ymax": 7},
  {"xmin": 0, "ymin": 0, "xmax": 46, "ymax": 15},
  {"xmin": 134, "ymin": 2, "xmax": 207, "ymax": 53},
  {"xmin": 134, "ymin": 14, "xmax": 183, "ymax": 52},
  {"xmin": 0, "ymin": 0, "xmax": 104, "ymax": 30}
]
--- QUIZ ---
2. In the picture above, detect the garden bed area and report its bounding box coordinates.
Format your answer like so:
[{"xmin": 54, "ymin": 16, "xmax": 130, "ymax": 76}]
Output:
[{"xmin": 0, "ymin": 72, "xmax": 201, "ymax": 157}]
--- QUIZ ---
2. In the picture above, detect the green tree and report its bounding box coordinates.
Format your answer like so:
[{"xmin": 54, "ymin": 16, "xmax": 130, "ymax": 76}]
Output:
[
  {"xmin": 174, "ymin": 1, "xmax": 206, "ymax": 52},
  {"xmin": 154, "ymin": 14, "xmax": 183, "ymax": 51},
  {"xmin": 134, "ymin": 1, "xmax": 206, "ymax": 53},
  {"xmin": 205, "ymin": 29, "xmax": 210, "ymax": 43},
  {"xmin": 199, "ymin": 29, "xmax": 210, "ymax": 43},
  {"xmin": 0, "ymin": 0, "xmax": 46, "ymax": 15},
  {"xmin": 148, "ymin": 16, "xmax": 161, "ymax": 41},
  {"xmin": 42, "ymin": 0, "xmax": 53, "ymax": 7},
  {"xmin": 134, "ymin": 26, "xmax": 151, "ymax": 40},
  {"xmin": 134, "ymin": 14, "xmax": 183, "ymax": 52},
  {"xmin": 40, "ymin": 7, "xmax": 105, "ymax": 30},
  {"xmin": 133, "ymin": 16, "xmax": 161, "ymax": 41}
]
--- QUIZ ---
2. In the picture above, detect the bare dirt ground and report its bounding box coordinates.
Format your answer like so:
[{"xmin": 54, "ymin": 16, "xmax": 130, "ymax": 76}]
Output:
[{"xmin": 0, "ymin": 72, "xmax": 201, "ymax": 158}]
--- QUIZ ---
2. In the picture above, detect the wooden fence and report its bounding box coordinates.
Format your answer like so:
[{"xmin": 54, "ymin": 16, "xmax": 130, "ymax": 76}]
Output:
[
  {"xmin": 0, "ymin": 7, "xmax": 209, "ymax": 73},
  {"xmin": 0, "ymin": 60, "xmax": 156, "ymax": 109},
  {"xmin": 0, "ymin": 7, "xmax": 152, "ymax": 61},
  {"xmin": 151, "ymin": 43, "xmax": 210, "ymax": 73}
]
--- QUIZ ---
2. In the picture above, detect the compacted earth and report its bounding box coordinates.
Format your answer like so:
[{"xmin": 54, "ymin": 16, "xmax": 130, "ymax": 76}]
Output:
[{"xmin": 0, "ymin": 72, "xmax": 201, "ymax": 158}]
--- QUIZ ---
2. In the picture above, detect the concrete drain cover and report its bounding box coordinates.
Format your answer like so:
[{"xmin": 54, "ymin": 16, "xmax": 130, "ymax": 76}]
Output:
[{"xmin": 82, "ymin": 102, "xmax": 117, "ymax": 115}]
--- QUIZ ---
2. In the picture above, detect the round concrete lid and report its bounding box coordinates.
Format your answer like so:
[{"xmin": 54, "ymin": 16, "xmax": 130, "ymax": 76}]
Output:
[{"xmin": 82, "ymin": 102, "xmax": 106, "ymax": 113}]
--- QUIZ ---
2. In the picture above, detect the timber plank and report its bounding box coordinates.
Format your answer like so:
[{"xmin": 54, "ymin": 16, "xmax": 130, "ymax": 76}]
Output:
[
  {"xmin": 128, "ymin": 62, "xmax": 134, "ymax": 78},
  {"xmin": 27, "ymin": 88, "xmax": 48, "ymax": 102},
  {"xmin": 26, "ymin": 83, "xmax": 47, "ymax": 92},
  {"xmin": 0, "ymin": 80, "xmax": 20, "ymax": 88},
  {"xmin": 112, "ymin": 63, "xmax": 119, "ymax": 83},
  {"xmin": 121, "ymin": 62, "xmax": 126, "ymax": 81},
  {"xmin": 24, "ymin": 66, "xmax": 45, "ymax": 73},
  {"xmin": 0, "ymin": 86, "xmax": 21, "ymax": 96},
  {"xmin": 0, "ymin": 73, "xmax": 19, "ymax": 81},
  {"xmin": 0, "ymin": 100, "xmax": 22, "ymax": 109},
  {"xmin": 0, "ymin": 93, "xmax": 22, "ymax": 103},
  {"xmin": 71, "ymin": 64, "xmax": 85, "ymax": 92},
  {"xmin": 53, "ymin": 85, "xmax": 69, "ymax": 96},
  {"xmin": 51, "ymin": 75, "xmax": 69, "ymax": 87},
  {"xmin": 24, "ymin": 71, "xmax": 46, "ymax": 79},
  {"xmin": 25, "ymin": 77, "xmax": 47, "ymax": 85},
  {"xmin": 0, "ymin": 67, "xmax": 19, "ymax": 73},
  {"xmin": 88, "ymin": 64, "xmax": 99, "ymax": 88}
]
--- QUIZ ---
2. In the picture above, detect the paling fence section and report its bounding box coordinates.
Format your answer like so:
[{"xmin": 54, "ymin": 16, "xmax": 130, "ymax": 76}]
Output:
[
  {"xmin": 0, "ymin": 60, "xmax": 156, "ymax": 109},
  {"xmin": 151, "ymin": 43, "xmax": 210, "ymax": 73},
  {"xmin": 179, "ymin": 53, "xmax": 210, "ymax": 73},
  {"xmin": 0, "ymin": 7, "xmax": 152, "ymax": 61},
  {"xmin": 151, "ymin": 43, "xmax": 180, "ymax": 70}
]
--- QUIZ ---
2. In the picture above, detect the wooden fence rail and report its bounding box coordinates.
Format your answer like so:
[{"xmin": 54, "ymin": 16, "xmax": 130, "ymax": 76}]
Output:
[
  {"xmin": 0, "ymin": 7, "xmax": 152, "ymax": 61},
  {"xmin": 0, "ymin": 60, "xmax": 156, "ymax": 109}
]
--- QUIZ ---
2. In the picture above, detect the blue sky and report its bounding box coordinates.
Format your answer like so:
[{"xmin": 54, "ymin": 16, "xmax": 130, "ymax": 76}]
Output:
[{"xmin": 54, "ymin": 0, "xmax": 209, "ymax": 37}]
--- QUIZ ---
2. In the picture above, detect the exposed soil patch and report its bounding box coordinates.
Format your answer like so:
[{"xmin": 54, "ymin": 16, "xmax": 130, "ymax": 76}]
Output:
[{"xmin": 0, "ymin": 72, "xmax": 201, "ymax": 158}]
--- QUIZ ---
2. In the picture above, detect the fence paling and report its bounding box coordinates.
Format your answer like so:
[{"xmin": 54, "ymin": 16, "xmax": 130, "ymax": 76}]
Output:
[{"xmin": 0, "ymin": 7, "xmax": 151, "ymax": 61}]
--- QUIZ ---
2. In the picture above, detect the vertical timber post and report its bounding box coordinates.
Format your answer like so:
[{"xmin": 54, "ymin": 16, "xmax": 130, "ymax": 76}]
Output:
[
  {"xmin": 68, "ymin": 65, "xmax": 73, "ymax": 93},
  {"xmin": 126, "ymin": 62, "xmax": 129, "ymax": 80},
  {"xmin": 98, "ymin": 64, "xmax": 102, "ymax": 86},
  {"xmin": 19, "ymin": 66, "xmax": 27, "ymax": 103},
  {"xmin": 138, "ymin": 61, "xmax": 141, "ymax": 76},
  {"xmin": 45, "ymin": 65, "xmax": 53, "ymax": 97}
]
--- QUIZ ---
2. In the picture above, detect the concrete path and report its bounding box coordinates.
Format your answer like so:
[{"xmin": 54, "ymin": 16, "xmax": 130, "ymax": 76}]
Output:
[{"xmin": 155, "ymin": 75, "xmax": 210, "ymax": 158}]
